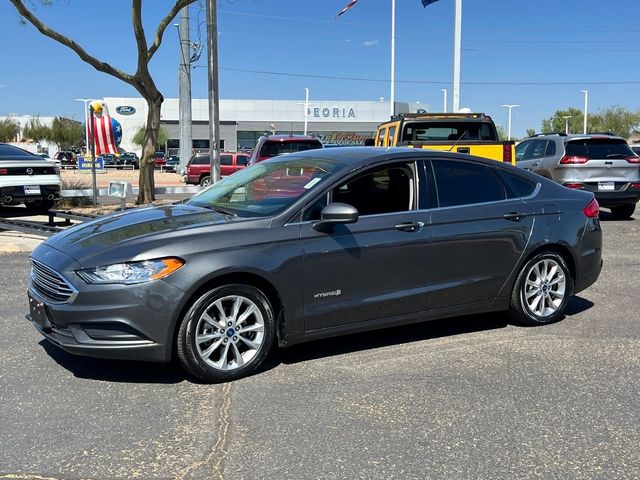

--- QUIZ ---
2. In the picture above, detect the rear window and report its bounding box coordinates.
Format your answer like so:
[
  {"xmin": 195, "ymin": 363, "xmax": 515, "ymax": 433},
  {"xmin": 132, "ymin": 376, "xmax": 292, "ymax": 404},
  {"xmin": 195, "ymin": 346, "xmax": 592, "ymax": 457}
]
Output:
[
  {"xmin": 190, "ymin": 155, "xmax": 210, "ymax": 166},
  {"xmin": 403, "ymin": 122, "xmax": 497, "ymax": 141},
  {"xmin": 260, "ymin": 140, "xmax": 322, "ymax": 158},
  {"xmin": 0, "ymin": 144, "xmax": 40, "ymax": 160},
  {"xmin": 565, "ymin": 139, "xmax": 633, "ymax": 159}
]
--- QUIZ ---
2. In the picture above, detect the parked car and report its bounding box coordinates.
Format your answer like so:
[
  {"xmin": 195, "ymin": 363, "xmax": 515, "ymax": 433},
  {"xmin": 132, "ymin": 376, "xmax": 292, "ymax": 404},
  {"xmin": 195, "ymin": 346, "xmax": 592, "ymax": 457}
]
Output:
[
  {"xmin": 154, "ymin": 151, "xmax": 166, "ymax": 168},
  {"xmin": 101, "ymin": 153, "xmax": 119, "ymax": 168},
  {"xmin": 55, "ymin": 151, "xmax": 76, "ymax": 168},
  {"xmin": 0, "ymin": 143, "xmax": 62, "ymax": 212},
  {"xmin": 164, "ymin": 155, "xmax": 180, "ymax": 172},
  {"xmin": 185, "ymin": 151, "xmax": 250, "ymax": 187},
  {"xmin": 249, "ymin": 134, "xmax": 323, "ymax": 165},
  {"xmin": 27, "ymin": 147, "xmax": 602, "ymax": 382},
  {"xmin": 516, "ymin": 133, "xmax": 640, "ymax": 219},
  {"xmin": 37, "ymin": 153, "xmax": 61, "ymax": 168},
  {"xmin": 119, "ymin": 152, "xmax": 139, "ymax": 169}
]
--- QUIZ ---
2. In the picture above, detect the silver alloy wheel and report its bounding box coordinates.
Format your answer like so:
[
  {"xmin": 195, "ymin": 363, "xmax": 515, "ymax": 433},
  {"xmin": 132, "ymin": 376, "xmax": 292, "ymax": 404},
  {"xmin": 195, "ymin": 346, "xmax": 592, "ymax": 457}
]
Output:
[
  {"xmin": 522, "ymin": 258, "xmax": 566, "ymax": 318},
  {"xmin": 201, "ymin": 177, "xmax": 212, "ymax": 188},
  {"xmin": 194, "ymin": 295, "xmax": 265, "ymax": 371}
]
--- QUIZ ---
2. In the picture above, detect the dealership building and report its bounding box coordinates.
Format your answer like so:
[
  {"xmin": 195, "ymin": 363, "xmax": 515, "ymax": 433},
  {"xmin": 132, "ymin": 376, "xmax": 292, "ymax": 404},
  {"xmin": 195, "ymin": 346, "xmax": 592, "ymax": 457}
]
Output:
[{"xmin": 103, "ymin": 97, "xmax": 418, "ymax": 154}]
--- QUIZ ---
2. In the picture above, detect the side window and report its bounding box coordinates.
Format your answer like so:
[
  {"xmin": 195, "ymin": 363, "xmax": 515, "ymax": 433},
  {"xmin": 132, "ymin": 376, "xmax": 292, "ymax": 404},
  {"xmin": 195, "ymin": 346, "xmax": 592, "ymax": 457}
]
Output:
[
  {"xmin": 331, "ymin": 164, "xmax": 415, "ymax": 216},
  {"xmin": 302, "ymin": 193, "xmax": 329, "ymax": 221},
  {"xmin": 388, "ymin": 126, "xmax": 397, "ymax": 146},
  {"xmin": 237, "ymin": 155, "xmax": 249, "ymax": 166},
  {"xmin": 220, "ymin": 155, "xmax": 233, "ymax": 165},
  {"xmin": 496, "ymin": 170, "xmax": 537, "ymax": 198},
  {"xmin": 193, "ymin": 155, "xmax": 209, "ymax": 165},
  {"xmin": 545, "ymin": 140, "xmax": 556, "ymax": 157},
  {"xmin": 432, "ymin": 160, "xmax": 507, "ymax": 207},
  {"xmin": 377, "ymin": 128, "xmax": 387, "ymax": 147},
  {"xmin": 529, "ymin": 140, "xmax": 547, "ymax": 159},
  {"xmin": 516, "ymin": 141, "xmax": 529, "ymax": 162}
]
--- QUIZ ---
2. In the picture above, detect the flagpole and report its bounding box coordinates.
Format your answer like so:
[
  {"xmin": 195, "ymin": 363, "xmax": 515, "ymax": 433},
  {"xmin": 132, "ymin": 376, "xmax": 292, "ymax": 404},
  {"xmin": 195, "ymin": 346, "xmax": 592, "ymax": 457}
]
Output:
[
  {"xmin": 390, "ymin": 0, "xmax": 396, "ymax": 118},
  {"xmin": 452, "ymin": 0, "xmax": 462, "ymax": 112},
  {"xmin": 89, "ymin": 107, "xmax": 98, "ymax": 206}
]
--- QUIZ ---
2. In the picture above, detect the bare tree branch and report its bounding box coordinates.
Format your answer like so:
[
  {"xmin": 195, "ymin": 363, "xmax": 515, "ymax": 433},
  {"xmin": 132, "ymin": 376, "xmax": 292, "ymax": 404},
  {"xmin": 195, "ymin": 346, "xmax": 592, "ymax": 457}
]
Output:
[
  {"xmin": 148, "ymin": 0, "xmax": 196, "ymax": 59},
  {"xmin": 131, "ymin": 0, "xmax": 149, "ymax": 72},
  {"xmin": 9, "ymin": 0, "xmax": 134, "ymax": 85}
]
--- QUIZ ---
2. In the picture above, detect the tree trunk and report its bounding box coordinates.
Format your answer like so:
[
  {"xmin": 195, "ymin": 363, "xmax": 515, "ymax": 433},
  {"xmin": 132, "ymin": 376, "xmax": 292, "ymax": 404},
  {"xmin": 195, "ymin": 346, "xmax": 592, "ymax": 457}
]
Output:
[{"xmin": 137, "ymin": 93, "xmax": 163, "ymax": 204}]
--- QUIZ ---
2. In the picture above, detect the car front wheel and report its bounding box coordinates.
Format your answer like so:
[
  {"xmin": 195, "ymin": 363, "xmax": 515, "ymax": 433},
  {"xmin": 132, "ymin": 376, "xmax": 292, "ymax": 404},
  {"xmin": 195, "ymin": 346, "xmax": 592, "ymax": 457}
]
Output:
[
  {"xmin": 177, "ymin": 284, "xmax": 275, "ymax": 382},
  {"xmin": 508, "ymin": 252, "xmax": 573, "ymax": 326}
]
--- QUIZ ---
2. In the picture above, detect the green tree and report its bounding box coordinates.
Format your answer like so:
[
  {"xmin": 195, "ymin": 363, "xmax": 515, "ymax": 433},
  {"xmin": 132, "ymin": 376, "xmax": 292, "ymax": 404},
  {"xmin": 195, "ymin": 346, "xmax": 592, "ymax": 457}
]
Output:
[
  {"xmin": 132, "ymin": 125, "xmax": 168, "ymax": 149},
  {"xmin": 541, "ymin": 108, "xmax": 584, "ymax": 134},
  {"xmin": 49, "ymin": 117, "xmax": 83, "ymax": 149},
  {"xmin": 588, "ymin": 106, "xmax": 640, "ymax": 138},
  {"xmin": 526, "ymin": 128, "xmax": 536, "ymax": 137},
  {"xmin": 0, "ymin": 118, "xmax": 21, "ymax": 142},
  {"xmin": 10, "ymin": 0, "xmax": 196, "ymax": 204},
  {"xmin": 22, "ymin": 117, "xmax": 51, "ymax": 143}
]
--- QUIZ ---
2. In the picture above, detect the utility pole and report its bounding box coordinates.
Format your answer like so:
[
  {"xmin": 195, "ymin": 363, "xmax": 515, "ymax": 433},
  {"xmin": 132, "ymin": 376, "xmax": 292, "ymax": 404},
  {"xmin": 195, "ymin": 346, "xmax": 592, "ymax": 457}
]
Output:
[
  {"xmin": 501, "ymin": 104, "xmax": 519, "ymax": 141},
  {"xmin": 440, "ymin": 89, "xmax": 447, "ymax": 113},
  {"xmin": 452, "ymin": 0, "xmax": 462, "ymax": 112},
  {"xmin": 304, "ymin": 88, "xmax": 310, "ymax": 135},
  {"xmin": 206, "ymin": 0, "xmax": 221, "ymax": 184},
  {"xmin": 177, "ymin": 6, "xmax": 192, "ymax": 175},
  {"xmin": 581, "ymin": 90, "xmax": 589, "ymax": 134},
  {"xmin": 390, "ymin": 0, "xmax": 396, "ymax": 117}
]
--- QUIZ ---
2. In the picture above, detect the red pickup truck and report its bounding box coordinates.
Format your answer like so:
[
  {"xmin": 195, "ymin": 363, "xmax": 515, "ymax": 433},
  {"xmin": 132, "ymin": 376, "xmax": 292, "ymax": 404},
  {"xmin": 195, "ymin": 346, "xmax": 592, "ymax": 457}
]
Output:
[{"xmin": 185, "ymin": 152, "xmax": 250, "ymax": 187}]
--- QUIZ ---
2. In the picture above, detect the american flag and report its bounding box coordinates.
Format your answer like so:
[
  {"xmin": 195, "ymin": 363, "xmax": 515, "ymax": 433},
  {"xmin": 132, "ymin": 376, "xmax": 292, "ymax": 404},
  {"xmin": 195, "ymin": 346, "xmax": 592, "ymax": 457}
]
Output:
[
  {"xmin": 336, "ymin": 0, "xmax": 358, "ymax": 18},
  {"xmin": 88, "ymin": 114, "xmax": 118, "ymax": 156}
]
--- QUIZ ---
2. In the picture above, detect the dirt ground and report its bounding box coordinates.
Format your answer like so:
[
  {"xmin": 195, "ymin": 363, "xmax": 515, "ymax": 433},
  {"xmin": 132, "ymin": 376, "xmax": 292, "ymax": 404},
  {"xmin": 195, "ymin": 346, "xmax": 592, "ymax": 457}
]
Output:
[{"xmin": 60, "ymin": 168, "xmax": 184, "ymax": 188}]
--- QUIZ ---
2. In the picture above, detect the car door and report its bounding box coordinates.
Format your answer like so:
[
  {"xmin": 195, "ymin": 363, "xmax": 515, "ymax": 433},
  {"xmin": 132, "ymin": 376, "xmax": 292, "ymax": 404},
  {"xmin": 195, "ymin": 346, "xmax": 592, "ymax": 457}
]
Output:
[
  {"xmin": 298, "ymin": 160, "xmax": 432, "ymax": 331},
  {"xmin": 426, "ymin": 159, "xmax": 534, "ymax": 309}
]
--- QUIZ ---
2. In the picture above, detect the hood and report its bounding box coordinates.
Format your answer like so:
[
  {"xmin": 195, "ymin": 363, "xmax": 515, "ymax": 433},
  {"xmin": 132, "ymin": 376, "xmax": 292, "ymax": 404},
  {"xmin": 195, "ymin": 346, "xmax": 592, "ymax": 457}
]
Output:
[{"xmin": 43, "ymin": 204, "xmax": 230, "ymax": 266}]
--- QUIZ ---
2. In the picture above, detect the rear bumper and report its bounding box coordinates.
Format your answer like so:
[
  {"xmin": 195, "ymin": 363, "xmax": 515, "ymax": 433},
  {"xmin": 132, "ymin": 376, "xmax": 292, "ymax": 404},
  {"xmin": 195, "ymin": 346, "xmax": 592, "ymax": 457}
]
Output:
[{"xmin": 0, "ymin": 184, "xmax": 61, "ymax": 203}]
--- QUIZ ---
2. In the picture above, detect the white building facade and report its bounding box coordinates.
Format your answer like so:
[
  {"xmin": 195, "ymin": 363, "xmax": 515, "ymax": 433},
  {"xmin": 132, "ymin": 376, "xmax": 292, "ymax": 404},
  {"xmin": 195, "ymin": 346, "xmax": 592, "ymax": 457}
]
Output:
[{"xmin": 103, "ymin": 97, "xmax": 415, "ymax": 155}]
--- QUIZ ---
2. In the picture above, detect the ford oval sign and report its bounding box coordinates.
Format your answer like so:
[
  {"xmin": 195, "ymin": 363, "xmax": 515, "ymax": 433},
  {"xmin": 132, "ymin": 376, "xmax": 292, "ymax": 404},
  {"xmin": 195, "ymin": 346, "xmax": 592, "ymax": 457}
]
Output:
[{"xmin": 115, "ymin": 106, "xmax": 136, "ymax": 115}]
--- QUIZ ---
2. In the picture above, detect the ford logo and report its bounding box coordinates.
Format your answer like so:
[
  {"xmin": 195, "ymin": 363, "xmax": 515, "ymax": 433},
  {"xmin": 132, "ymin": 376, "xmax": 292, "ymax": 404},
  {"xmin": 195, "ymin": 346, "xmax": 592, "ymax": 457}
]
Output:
[{"xmin": 116, "ymin": 106, "xmax": 136, "ymax": 115}]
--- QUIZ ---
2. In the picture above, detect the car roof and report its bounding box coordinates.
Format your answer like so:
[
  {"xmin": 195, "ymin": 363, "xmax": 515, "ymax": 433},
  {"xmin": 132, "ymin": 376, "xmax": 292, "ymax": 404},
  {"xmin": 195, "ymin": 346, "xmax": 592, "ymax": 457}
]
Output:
[
  {"xmin": 259, "ymin": 134, "xmax": 321, "ymax": 142},
  {"xmin": 525, "ymin": 133, "xmax": 628, "ymax": 142},
  {"xmin": 266, "ymin": 146, "xmax": 511, "ymax": 171}
]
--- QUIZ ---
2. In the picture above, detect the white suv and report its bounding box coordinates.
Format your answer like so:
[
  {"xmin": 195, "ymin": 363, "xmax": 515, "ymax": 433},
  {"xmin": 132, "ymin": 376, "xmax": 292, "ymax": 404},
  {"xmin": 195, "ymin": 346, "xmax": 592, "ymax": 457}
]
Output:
[{"xmin": 0, "ymin": 143, "xmax": 62, "ymax": 213}]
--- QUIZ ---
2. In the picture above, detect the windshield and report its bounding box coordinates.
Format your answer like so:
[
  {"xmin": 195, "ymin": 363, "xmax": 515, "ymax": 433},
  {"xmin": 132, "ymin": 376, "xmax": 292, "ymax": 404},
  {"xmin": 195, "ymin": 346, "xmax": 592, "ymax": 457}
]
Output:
[
  {"xmin": 402, "ymin": 122, "xmax": 497, "ymax": 141},
  {"xmin": 186, "ymin": 157, "xmax": 345, "ymax": 218}
]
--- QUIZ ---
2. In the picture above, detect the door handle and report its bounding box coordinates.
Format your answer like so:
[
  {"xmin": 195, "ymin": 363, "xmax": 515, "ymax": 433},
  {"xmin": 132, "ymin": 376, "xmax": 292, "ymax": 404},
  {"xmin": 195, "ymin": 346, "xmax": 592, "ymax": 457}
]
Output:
[
  {"xmin": 531, "ymin": 162, "xmax": 539, "ymax": 167},
  {"xmin": 394, "ymin": 221, "xmax": 425, "ymax": 232},
  {"xmin": 503, "ymin": 212, "xmax": 528, "ymax": 222}
]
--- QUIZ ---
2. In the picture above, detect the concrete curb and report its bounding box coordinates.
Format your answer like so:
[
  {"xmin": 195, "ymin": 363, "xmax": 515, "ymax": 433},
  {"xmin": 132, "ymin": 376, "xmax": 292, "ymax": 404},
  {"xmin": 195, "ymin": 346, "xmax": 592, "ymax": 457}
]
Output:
[{"xmin": 0, "ymin": 231, "xmax": 45, "ymax": 254}]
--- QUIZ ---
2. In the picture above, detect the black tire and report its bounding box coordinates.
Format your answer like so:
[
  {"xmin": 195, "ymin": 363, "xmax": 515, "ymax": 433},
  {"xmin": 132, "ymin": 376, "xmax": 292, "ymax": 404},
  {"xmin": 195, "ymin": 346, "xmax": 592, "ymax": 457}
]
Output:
[
  {"xmin": 24, "ymin": 199, "xmax": 56, "ymax": 214},
  {"xmin": 508, "ymin": 251, "xmax": 573, "ymax": 326},
  {"xmin": 610, "ymin": 204, "xmax": 635, "ymax": 220},
  {"xmin": 200, "ymin": 176, "xmax": 212, "ymax": 188},
  {"xmin": 177, "ymin": 284, "xmax": 275, "ymax": 382}
]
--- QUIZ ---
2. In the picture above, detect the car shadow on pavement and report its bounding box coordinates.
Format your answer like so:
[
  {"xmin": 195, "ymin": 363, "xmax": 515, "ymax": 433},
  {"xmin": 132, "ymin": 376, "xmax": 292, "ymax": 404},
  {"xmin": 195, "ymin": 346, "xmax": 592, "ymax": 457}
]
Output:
[
  {"xmin": 263, "ymin": 295, "xmax": 594, "ymax": 371},
  {"xmin": 598, "ymin": 210, "xmax": 636, "ymax": 222},
  {"xmin": 39, "ymin": 340, "xmax": 189, "ymax": 384}
]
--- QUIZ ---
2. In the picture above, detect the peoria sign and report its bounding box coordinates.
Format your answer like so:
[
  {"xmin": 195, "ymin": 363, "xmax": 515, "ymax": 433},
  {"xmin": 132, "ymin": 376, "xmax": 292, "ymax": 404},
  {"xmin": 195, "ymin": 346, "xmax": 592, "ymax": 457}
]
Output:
[{"xmin": 307, "ymin": 106, "xmax": 356, "ymax": 119}]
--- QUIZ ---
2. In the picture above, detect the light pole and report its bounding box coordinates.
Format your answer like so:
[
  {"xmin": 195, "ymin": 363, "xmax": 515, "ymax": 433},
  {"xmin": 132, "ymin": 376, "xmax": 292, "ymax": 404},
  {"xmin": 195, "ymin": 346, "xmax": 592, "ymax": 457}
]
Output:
[
  {"xmin": 75, "ymin": 98, "xmax": 93, "ymax": 155},
  {"xmin": 304, "ymin": 88, "xmax": 309, "ymax": 135},
  {"xmin": 562, "ymin": 115, "xmax": 572, "ymax": 134},
  {"xmin": 452, "ymin": 0, "xmax": 462, "ymax": 112},
  {"xmin": 581, "ymin": 90, "xmax": 589, "ymax": 134},
  {"xmin": 440, "ymin": 89, "xmax": 447, "ymax": 113},
  {"xmin": 501, "ymin": 104, "xmax": 519, "ymax": 141}
]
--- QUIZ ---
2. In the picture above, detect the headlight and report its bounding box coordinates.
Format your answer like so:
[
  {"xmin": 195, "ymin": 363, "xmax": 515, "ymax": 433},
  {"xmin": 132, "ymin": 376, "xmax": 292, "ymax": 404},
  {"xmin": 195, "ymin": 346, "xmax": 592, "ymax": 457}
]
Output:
[{"xmin": 77, "ymin": 257, "xmax": 184, "ymax": 284}]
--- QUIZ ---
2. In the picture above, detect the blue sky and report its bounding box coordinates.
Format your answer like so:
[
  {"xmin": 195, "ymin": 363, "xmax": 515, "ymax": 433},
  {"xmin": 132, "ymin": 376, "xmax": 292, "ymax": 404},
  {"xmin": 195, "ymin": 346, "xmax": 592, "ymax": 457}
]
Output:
[{"xmin": 1, "ymin": 0, "xmax": 639, "ymax": 137}]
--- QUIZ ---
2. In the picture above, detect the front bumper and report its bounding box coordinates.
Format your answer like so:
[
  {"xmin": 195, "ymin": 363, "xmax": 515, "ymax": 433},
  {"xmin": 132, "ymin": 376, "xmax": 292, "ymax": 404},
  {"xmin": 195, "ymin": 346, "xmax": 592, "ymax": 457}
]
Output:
[{"xmin": 26, "ymin": 275, "xmax": 186, "ymax": 363}]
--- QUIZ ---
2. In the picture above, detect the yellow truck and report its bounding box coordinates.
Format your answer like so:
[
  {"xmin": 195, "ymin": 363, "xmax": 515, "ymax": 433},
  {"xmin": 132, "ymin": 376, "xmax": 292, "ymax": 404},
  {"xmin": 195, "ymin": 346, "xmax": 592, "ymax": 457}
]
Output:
[{"xmin": 375, "ymin": 112, "xmax": 516, "ymax": 164}]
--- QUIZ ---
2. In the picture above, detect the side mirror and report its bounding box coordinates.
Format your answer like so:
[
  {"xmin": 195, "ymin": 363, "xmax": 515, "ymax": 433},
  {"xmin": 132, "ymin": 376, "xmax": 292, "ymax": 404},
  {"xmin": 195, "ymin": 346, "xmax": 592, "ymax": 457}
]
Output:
[{"xmin": 312, "ymin": 203, "xmax": 359, "ymax": 231}]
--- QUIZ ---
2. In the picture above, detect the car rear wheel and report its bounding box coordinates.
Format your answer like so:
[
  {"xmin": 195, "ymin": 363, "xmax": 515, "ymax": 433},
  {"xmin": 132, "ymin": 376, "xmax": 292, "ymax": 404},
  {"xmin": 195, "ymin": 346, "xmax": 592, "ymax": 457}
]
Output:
[
  {"xmin": 610, "ymin": 204, "xmax": 635, "ymax": 220},
  {"xmin": 508, "ymin": 252, "xmax": 573, "ymax": 326},
  {"xmin": 176, "ymin": 284, "xmax": 275, "ymax": 382},
  {"xmin": 200, "ymin": 176, "xmax": 212, "ymax": 188}
]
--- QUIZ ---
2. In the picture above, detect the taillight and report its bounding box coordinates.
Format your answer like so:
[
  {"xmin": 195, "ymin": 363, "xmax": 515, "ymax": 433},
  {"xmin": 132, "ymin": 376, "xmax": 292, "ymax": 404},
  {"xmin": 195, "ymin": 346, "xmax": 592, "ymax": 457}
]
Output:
[
  {"xmin": 625, "ymin": 156, "xmax": 640, "ymax": 164},
  {"xmin": 0, "ymin": 168, "xmax": 7, "ymax": 175},
  {"xmin": 560, "ymin": 155, "xmax": 589, "ymax": 164},
  {"xmin": 564, "ymin": 183, "xmax": 584, "ymax": 189},
  {"xmin": 582, "ymin": 198, "xmax": 600, "ymax": 218},
  {"xmin": 630, "ymin": 183, "xmax": 640, "ymax": 189},
  {"xmin": 503, "ymin": 144, "xmax": 512, "ymax": 163}
]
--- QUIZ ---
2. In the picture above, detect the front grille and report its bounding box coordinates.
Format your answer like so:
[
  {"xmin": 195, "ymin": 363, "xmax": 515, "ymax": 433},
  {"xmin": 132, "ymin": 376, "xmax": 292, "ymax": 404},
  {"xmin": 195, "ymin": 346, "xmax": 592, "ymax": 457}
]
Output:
[{"xmin": 30, "ymin": 260, "xmax": 76, "ymax": 303}]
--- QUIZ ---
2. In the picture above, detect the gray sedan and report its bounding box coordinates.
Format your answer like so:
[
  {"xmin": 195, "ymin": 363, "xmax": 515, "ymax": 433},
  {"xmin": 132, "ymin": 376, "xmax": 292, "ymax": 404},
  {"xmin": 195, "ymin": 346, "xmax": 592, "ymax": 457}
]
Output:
[{"xmin": 26, "ymin": 147, "xmax": 602, "ymax": 382}]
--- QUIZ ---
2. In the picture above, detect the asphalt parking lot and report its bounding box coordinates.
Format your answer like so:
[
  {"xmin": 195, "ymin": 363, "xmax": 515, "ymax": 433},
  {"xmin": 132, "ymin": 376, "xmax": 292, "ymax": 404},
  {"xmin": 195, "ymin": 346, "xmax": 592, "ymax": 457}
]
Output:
[{"xmin": 1, "ymin": 212, "xmax": 639, "ymax": 480}]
